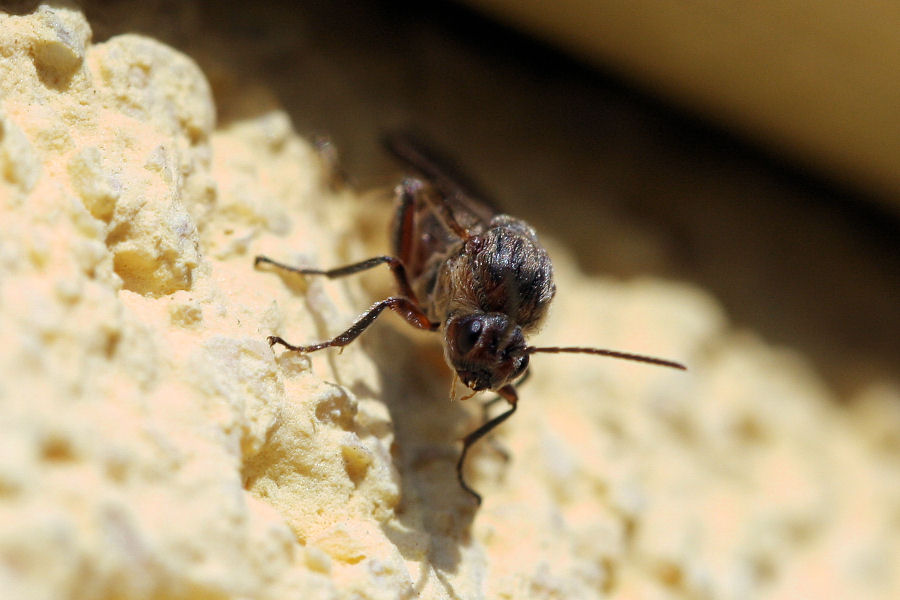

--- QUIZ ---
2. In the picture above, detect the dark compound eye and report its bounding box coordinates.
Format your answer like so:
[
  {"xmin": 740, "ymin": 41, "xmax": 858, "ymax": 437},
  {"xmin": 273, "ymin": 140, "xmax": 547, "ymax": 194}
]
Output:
[{"xmin": 454, "ymin": 317, "xmax": 483, "ymax": 355}]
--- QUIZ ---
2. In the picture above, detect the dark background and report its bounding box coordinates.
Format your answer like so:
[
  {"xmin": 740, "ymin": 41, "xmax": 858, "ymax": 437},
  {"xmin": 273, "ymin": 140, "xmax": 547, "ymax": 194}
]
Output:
[{"xmin": 79, "ymin": 0, "xmax": 899, "ymax": 397}]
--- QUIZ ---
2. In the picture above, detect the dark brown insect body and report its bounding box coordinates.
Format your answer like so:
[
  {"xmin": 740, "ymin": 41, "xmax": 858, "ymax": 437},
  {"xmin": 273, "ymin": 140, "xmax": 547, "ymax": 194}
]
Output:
[
  {"xmin": 398, "ymin": 188, "xmax": 553, "ymax": 393},
  {"xmin": 255, "ymin": 133, "xmax": 685, "ymax": 504}
]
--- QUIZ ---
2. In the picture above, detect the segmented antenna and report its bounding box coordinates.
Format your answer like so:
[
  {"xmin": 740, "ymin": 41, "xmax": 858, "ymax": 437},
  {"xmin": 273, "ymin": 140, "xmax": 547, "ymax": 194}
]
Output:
[{"xmin": 526, "ymin": 346, "xmax": 687, "ymax": 370}]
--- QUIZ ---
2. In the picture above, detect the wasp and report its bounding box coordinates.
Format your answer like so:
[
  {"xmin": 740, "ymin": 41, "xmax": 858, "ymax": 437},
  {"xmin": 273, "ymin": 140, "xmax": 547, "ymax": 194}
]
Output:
[{"xmin": 255, "ymin": 133, "xmax": 686, "ymax": 504}]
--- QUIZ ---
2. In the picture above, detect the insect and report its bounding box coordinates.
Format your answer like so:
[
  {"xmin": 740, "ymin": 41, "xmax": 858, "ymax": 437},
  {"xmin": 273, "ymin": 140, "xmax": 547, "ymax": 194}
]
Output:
[{"xmin": 255, "ymin": 132, "xmax": 686, "ymax": 504}]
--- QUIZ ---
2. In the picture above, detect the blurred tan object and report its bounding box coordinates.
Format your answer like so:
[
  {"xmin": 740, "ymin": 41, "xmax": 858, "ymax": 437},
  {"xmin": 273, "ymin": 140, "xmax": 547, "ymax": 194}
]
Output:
[{"xmin": 465, "ymin": 0, "xmax": 900, "ymax": 202}]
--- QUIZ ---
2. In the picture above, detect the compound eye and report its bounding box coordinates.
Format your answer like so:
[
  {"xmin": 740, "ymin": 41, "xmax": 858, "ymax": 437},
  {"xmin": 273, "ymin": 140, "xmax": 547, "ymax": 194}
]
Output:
[
  {"xmin": 513, "ymin": 354, "xmax": 529, "ymax": 378},
  {"xmin": 454, "ymin": 316, "xmax": 483, "ymax": 355}
]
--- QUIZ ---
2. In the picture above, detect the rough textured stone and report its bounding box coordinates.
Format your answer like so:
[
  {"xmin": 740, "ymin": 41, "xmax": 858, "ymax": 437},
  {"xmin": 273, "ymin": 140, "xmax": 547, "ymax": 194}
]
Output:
[{"xmin": 0, "ymin": 4, "xmax": 897, "ymax": 600}]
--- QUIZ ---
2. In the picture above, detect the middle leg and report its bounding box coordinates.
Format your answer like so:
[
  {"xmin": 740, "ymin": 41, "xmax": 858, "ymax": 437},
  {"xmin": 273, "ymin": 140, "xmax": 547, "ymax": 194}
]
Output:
[{"xmin": 255, "ymin": 254, "xmax": 419, "ymax": 304}]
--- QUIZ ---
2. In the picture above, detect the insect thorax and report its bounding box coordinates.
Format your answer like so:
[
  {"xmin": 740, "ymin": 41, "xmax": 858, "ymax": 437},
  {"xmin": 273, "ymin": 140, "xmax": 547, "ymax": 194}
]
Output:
[{"xmin": 431, "ymin": 216, "xmax": 556, "ymax": 333}]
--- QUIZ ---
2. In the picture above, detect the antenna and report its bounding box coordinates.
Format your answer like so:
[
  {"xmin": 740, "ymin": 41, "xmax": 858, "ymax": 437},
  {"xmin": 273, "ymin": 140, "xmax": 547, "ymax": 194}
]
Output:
[{"xmin": 526, "ymin": 346, "xmax": 687, "ymax": 370}]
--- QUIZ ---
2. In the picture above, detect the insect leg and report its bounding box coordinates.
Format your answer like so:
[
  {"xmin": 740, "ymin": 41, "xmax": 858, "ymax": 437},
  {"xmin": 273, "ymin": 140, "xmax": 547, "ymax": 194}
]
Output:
[
  {"xmin": 312, "ymin": 135, "xmax": 352, "ymax": 191},
  {"xmin": 268, "ymin": 296, "xmax": 438, "ymax": 353},
  {"xmin": 478, "ymin": 369, "xmax": 531, "ymax": 461},
  {"xmin": 255, "ymin": 255, "xmax": 419, "ymax": 304},
  {"xmin": 399, "ymin": 177, "xmax": 470, "ymax": 241},
  {"xmin": 457, "ymin": 383, "xmax": 519, "ymax": 505},
  {"xmin": 392, "ymin": 178, "xmax": 417, "ymax": 268},
  {"xmin": 480, "ymin": 369, "xmax": 530, "ymax": 419}
]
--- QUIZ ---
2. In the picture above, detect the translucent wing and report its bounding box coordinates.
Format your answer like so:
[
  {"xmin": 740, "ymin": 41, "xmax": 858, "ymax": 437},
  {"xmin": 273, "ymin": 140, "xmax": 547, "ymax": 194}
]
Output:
[{"xmin": 382, "ymin": 131, "xmax": 500, "ymax": 229}]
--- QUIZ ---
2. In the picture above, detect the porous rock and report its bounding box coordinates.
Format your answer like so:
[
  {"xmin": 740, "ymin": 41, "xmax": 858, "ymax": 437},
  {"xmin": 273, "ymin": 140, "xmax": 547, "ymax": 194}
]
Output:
[{"xmin": 1, "ymin": 5, "xmax": 898, "ymax": 600}]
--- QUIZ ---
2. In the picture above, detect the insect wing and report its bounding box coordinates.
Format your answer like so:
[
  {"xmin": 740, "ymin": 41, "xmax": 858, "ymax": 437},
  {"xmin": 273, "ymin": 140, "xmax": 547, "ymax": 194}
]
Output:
[{"xmin": 383, "ymin": 131, "xmax": 499, "ymax": 228}]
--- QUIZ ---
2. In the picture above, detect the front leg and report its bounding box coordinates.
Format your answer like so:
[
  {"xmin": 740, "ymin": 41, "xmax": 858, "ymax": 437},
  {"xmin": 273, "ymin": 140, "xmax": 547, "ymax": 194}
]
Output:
[
  {"xmin": 477, "ymin": 369, "xmax": 531, "ymax": 462},
  {"xmin": 456, "ymin": 383, "xmax": 519, "ymax": 505},
  {"xmin": 269, "ymin": 296, "xmax": 438, "ymax": 354}
]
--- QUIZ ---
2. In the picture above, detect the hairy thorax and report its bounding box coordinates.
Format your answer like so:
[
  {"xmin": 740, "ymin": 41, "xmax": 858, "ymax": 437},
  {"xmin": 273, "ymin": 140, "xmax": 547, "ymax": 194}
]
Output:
[{"xmin": 430, "ymin": 215, "xmax": 556, "ymax": 333}]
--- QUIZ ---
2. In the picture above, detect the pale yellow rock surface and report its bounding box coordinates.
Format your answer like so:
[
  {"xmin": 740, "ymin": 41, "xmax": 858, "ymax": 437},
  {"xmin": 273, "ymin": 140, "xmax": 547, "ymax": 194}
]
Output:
[{"xmin": 1, "ymin": 4, "xmax": 898, "ymax": 600}]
